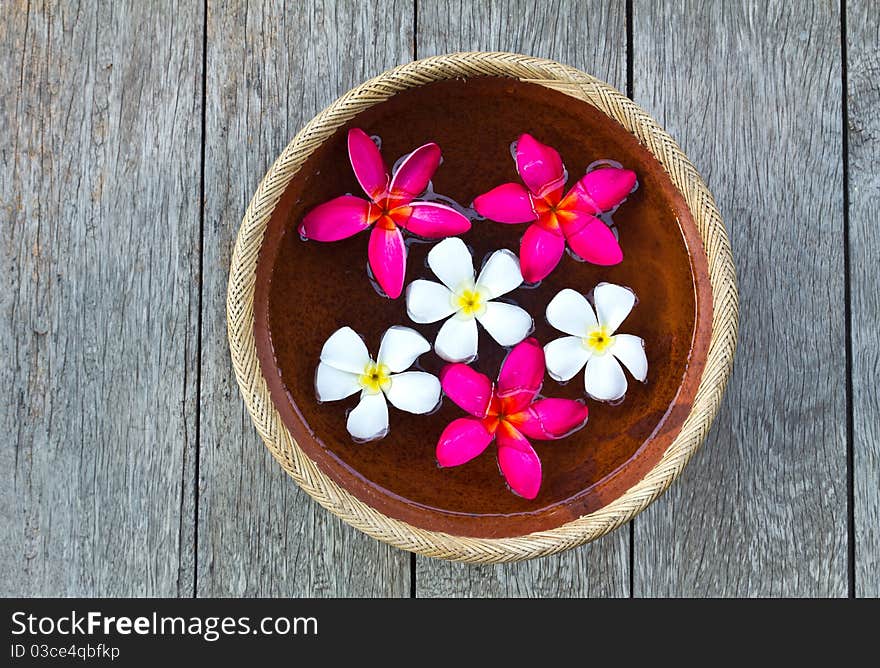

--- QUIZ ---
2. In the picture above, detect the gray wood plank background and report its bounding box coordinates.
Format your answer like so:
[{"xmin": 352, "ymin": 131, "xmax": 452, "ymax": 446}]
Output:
[
  {"xmin": 1, "ymin": 0, "xmax": 875, "ymax": 597},
  {"xmin": 848, "ymin": 0, "xmax": 880, "ymax": 598},
  {"xmin": 197, "ymin": 0, "xmax": 412, "ymax": 597},
  {"xmin": 632, "ymin": 0, "xmax": 848, "ymax": 597},
  {"xmin": 0, "ymin": 0, "xmax": 202, "ymax": 596}
]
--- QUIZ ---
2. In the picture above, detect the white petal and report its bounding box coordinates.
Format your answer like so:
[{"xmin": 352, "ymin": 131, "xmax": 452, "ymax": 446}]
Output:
[
  {"xmin": 543, "ymin": 336, "xmax": 591, "ymax": 382},
  {"xmin": 346, "ymin": 392, "xmax": 389, "ymax": 441},
  {"xmin": 434, "ymin": 316, "xmax": 479, "ymax": 363},
  {"xmin": 545, "ymin": 288, "xmax": 598, "ymax": 336},
  {"xmin": 405, "ymin": 279, "xmax": 456, "ymax": 324},
  {"xmin": 320, "ymin": 326, "xmax": 371, "ymax": 374},
  {"xmin": 385, "ymin": 371, "xmax": 441, "ymax": 414},
  {"xmin": 476, "ymin": 301, "xmax": 533, "ymax": 346},
  {"xmin": 611, "ymin": 334, "xmax": 648, "ymax": 382},
  {"xmin": 593, "ymin": 282, "xmax": 636, "ymax": 333},
  {"xmin": 584, "ymin": 354, "xmax": 628, "ymax": 402},
  {"xmin": 427, "ymin": 237, "xmax": 474, "ymax": 292},
  {"xmin": 475, "ymin": 249, "xmax": 523, "ymax": 299},
  {"xmin": 315, "ymin": 363, "xmax": 361, "ymax": 402},
  {"xmin": 377, "ymin": 326, "xmax": 430, "ymax": 372}
]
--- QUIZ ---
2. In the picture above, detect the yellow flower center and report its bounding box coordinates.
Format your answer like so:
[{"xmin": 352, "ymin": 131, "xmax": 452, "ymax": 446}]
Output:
[
  {"xmin": 358, "ymin": 362, "xmax": 391, "ymax": 394},
  {"xmin": 454, "ymin": 288, "xmax": 487, "ymax": 318},
  {"xmin": 584, "ymin": 326, "xmax": 615, "ymax": 354}
]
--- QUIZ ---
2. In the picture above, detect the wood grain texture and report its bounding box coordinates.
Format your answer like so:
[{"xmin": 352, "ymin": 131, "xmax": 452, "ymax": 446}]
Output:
[
  {"xmin": 197, "ymin": 0, "xmax": 413, "ymax": 596},
  {"xmin": 0, "ymin": 0, "xmax": 868, "ymax": 599},
  {"xmin": 0, "ymin": 0, "xmax": 201, "ymax": 595},
  {"xmin": 414, "ymin": 0, "xmax": 631, "ymax": 597},
  {"xmin": 848, "ymin": 0, "xmax": 880, "ymax": 598},
  {"xmin": 632, "ymin": 0, "xmax": 848, "ymax": 596}
]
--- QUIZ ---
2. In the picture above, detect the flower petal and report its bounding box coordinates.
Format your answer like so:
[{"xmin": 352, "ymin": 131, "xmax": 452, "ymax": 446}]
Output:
[
  {"xmin": 475, "ymin": 248, "xmax": 524, "ymax": 299},
  {"xmin": 368, "ymin": 223, "xmax": 407, "ymax": 299},
  {"xmin": 436, "ymin": 417, "xmax": 493, "ymax": 467},
  {"xmin": 299, "ymin": 195, "xmax": 373, "ymax": 242},
  {"xmin": 315, "ymin": 363, "xmax": 361, "ymax": 402},
  {"xmin": 545, "ymin": 288, "xmax": 598, "ymax": 336},
  {"xmin": 476, "ymin": 302, "xmax": 532, "ymax": 347},
  {"xmin": 566, "ymin": 167, "xmax": 637, "ymax": 213},
  {"xmin": 348, "ymin": 128, "xmax": 388, "ymax": 200},
  {"xmin": 427, "ymin": 237, "xmax": 475, "ymax": 292},
  {"xmin": 405, "ymin": 279, "xmax": 456, "ymax": 324},
  {"xmin": 377, "ymin": 325, "xmax": 430, "ymax": 372},
  {"xmin": 434, "ymin": 315, "xmax": 479, "ymax": 363},
  {"xmin": 512, "ymin": 398, "xmax": 588, "ymax": 441},
  {"xmin": 543, "ymin": 335, "xmax": 592, "ymax": 382},
  {"xmin": 496, "ymin": 426, "xmax": 542, "ymax": 499},
  {"xmin": 560, "ymin": 211, "xmax": 623, "ymax": 265},
  {"xmin": 496, "ymin": 337, "xmax": 544, "ymax": 413},
  {"xmin": 519, "ymin": 222, "xmax": 566, "ymax": 283},
  {"xmin": 593, "ymin": 282, "xmax": 636, "ymax": 333},
  {"xmin": 346, "ymin": 392, "xmax": 389, "ymax": 441},
  {"xmin": 439, "ymin": 363, "xmax": 493, "ymax": 418},
  {"xmin": 515, "ymin": 133, "xmax": 565, "ymax": 201},
  {"xmin": 385, "ymin": 371, "xmax": 441, "ymax": 414},
  {"xmin": 611, "ymin": 333, "xmax": 648, "ymax": 382},
  {"xmin": 584, "ymin": 354, "xmax": 628, "ymax": 402},
  {"xmin": 389, "ymin": 142, "xmax": 441, "ymax": 203},
  {"xmin": 395, "ymin": 201, "xmax": 471, "ymax": 238},
  {"xmin": 320, "ymin": 326, "xmax": 371, "ymax": 374},
  {"xmin": 473, "ymin": 182, "xmax": 537, "ymax": 223}
]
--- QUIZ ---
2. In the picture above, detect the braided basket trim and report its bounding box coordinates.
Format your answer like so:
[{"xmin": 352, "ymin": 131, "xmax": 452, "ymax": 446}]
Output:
[{"xmin": 227, "ymin": 52, "xmax": 739, "ymax": 563}]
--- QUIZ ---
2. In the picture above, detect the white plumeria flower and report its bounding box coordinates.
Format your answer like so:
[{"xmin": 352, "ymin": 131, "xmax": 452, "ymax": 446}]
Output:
[
  {"xmin": 315, "ymin": 325, "xmax": 441, "ymax": 442},
  {"xmin": 405, "ymin": 237, "xmax": 533, "ymax": 363},
  {"xmin": 543, "ymin": 283, "xmax": 647, "ymax": 402}
]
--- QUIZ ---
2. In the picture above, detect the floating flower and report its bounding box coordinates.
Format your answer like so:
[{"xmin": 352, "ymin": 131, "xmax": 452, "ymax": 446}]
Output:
[
  {"xmin": 299, "ymin": 128, "xmax": 471, "ymax": 299},
  {"xmin": 316, "ymin": 325, "xmax": 441, "ymax": 441},
  {"xmin": 473, "ymin": 133, "xmax": 637, "ymax": 283},
  {"xmin": 436, "ymin": 338, "xmax": 588, "ymax": 499},
  {"xmin": 405, "ymin": 237, "xmax": 533, "ymax": 363},
  {"xmin": 543, "ymin": 284, "xmax": 647, "ymax": 402}
]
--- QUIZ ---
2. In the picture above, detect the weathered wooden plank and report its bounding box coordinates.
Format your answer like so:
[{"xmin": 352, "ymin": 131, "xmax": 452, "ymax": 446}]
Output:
[
  {"xmin": 198, "ymin": 0, "xmax": 413, "ymax": 596},
  {"xmin": 632, "ymin": 0, "xmax": 847, "ymax": 596},
  {"xmin": 848, "ymin": 0, "xmax": 880, "ymax": 598},
  {"xmin": 415, "ymin": 0, "xmax": 631, "ymax": 598},
  {"xmin": 0, "ymin": 0, "xmax": 201, "ymax": 595}
]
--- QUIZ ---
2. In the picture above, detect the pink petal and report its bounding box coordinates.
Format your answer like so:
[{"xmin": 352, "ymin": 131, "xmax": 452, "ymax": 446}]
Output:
[
  {"xmin": 496, "ymin": 425, "xmax": 542, "ymax": 499},
  {"xmin": 299, "ymin": 195, "xmax": 374, "ymax": 242},
  {"xmin": 440, "ymin": 363, "xmax": 493, "ymax": 418},
  {"xmin": 512, "ymin": 398, "xmax": 589, "ymax": 441},
  {"xmin": 515, "ymin": 133, "xmax": 565, "ymax": 201},
  {"xmin": 496, "ymin": 337, "xmax": 544, "ymax": 414},
  {"xmin": 368, "ymin": 222, "xmax": 406, "ymax": 298},
  {"xmin": 389, "ymin": 142, "xmax": 441, "ymax": 204},
  {"xmin": 436, "ymin": 417, "xmax": 494, "ymax": 467},
  {"xmin": 473, "ymin": 183, "xmax": 537, "ymax": 223},
  {"xmin": 519, "ymin": 222, "xmax": 566, "ymax": 283},
  {"xmin": 393, "ymin": 201, "xmax": 471, "ymax": 238},
  {"xmin": 560, "ymin": 212, "xmax": 623, "ymax": 265},
  {"xmin": 348, "ymin": 128, "xmax": 389, "ymax": 201},
  {"xmin": 563, "ymin": 167, "xmax": 637, "ymax": 213}
]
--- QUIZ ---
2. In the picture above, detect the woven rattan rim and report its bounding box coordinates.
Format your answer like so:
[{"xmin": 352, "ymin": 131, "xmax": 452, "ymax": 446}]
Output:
[{"xmin": 227, "ymin": 52, "xmax": 738, "ymax": 563}]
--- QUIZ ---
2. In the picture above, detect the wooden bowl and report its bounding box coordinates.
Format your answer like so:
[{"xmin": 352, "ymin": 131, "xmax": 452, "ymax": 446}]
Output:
[{"xmin": 228, "ymin": 52, "xmax": 738, "ymax": 563}]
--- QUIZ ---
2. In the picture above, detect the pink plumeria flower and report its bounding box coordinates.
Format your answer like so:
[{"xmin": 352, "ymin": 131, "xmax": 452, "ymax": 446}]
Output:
[
  {"xmin": 436, "ymin": 338, "xmax": 588, "ymax": 499},
  {"xmin": 405, "ymin": 237, "xmax": 533, "ymax": 363},
  {"xmin": 473, "ymin": 133, "xmax": 637, "ymax": 283},
  {"xmin": 299, "ymin": 128, "xmax": 471, "ymax": 299},
  {"xmin": 543, "ymin": 284, "xmax": 647, "ymax": 402},
  {"xmin": 316, "ymin": 325, "xmax": 441, "ymax": 442}
]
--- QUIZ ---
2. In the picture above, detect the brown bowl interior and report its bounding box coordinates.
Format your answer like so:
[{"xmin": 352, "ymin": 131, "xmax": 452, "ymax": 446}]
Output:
[{"xmin": 254, "ymin": 77, "xmax": 712, "ymax": 539}]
